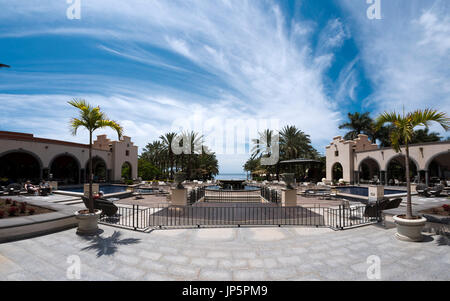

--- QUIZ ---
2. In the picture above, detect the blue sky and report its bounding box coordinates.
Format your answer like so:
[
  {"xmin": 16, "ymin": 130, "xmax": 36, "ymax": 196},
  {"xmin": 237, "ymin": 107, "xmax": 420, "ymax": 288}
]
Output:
[{"xmin": 0, "ymin": 0, "xmax": 449, "ymax": 173}]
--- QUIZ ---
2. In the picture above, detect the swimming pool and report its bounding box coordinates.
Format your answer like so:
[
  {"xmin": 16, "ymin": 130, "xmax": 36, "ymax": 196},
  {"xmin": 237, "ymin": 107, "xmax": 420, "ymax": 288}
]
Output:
[
  {"xmin": 60, "ymin": 185, "xmax": 128, "ymax": 194},
  {"xmin": 336, "ymin": 186, "xmax": 405, "ymax": 196}
]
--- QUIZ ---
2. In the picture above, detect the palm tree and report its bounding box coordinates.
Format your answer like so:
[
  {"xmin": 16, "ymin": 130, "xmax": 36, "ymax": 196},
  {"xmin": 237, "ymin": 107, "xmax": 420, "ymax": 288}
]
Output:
[
  {"xmin": 252, "ymin": 129, "xmax": 275, "ymax": 158},
  {"xmin": 68, "ymin": 99, "xmax": 123, "ymax": 213},
  {"xmin": 160, "ymin": 132, "xmax": 177, "ymax": 179},
  {"xmin": 179, "ymin": 131, "xmax": 203, "ymax": 180},
  {"xmin": 376, "ymin": 109, "xmax": 449, "ymax": 219},
  {"xmin": 339, "ymin": 112, "xmax": 373, "ymax": 140},
  {"xmin": 280, "ymin": 126, "xmax": 303, "ymax": 160},
  {"xmin": 411, "ymin": 128, "xmax": 442, "ymax": 144}
]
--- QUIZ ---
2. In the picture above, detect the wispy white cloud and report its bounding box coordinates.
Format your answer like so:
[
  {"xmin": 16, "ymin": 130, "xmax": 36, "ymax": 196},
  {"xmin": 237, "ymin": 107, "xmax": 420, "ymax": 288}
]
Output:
[
  {"xmin": 334, "ymin": 57, "xmax": 359, "ymax": 104},
  {"xmin": 339, "ymin": 0, "xmax": 450, "ymax": 124},
  {"xmin": 0, "ymin": 0, "xmax": 358, "ymax": 171}
]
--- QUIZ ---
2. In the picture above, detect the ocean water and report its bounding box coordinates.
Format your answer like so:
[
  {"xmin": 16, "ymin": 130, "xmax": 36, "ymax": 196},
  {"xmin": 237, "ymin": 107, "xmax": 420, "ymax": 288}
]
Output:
[{"xmin": 215, "ymin": 173, "xmax": 248, "ymax": 180}]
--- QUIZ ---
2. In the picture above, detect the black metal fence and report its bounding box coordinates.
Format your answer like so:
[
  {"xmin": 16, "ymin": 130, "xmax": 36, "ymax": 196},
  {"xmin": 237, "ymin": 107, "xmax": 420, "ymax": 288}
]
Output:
[
  {"xmin": 327, "ymin": 204, "xmax": 381, "ymax": 230},
  {"xmin": 188, "ymin": 187, "xmax": 205, "ymax": 205},
  {"xmin": 99, "ymin": 202, "xmax": 380, "ymax": 231},
  {"xmin": 203, "ymin": 189, "xmax": 262, "ymax": 203},
  {"xmin": 261, "ymin": 186, "xmax": 280, "ymax": 203}
]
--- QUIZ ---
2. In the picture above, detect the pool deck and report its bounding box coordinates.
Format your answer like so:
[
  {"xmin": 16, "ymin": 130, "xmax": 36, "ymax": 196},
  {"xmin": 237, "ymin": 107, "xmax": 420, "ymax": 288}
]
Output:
[
  {"xmin": 0, "ymin": 223, "xmax": 448, "ymax": 281},
  {"xmin": 0, "ymin": 193, "xmax": 448, "ymax": 280}
]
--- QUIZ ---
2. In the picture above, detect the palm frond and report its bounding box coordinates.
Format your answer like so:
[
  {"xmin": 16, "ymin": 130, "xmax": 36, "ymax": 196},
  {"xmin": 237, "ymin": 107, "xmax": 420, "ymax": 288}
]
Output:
[
  {"xmin": 410, "ymin": 109, "xmax": 450, "ymax": 131},
  {"xmin": 96, "ymin": 119, "xmax": 123, "ymax": 139},
  {"xmin": 69, "ymin": 118, "xmax": 87, "ymax": 136}
]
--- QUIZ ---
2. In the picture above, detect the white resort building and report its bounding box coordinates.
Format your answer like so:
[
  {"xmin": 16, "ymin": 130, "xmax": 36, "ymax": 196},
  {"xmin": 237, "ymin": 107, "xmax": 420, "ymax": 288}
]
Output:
[
  {"xmin": 0, "ymin": 131, "xmax": 138, "ymax": 185},
  {"xmin": 326, "ymin": 134, "xmax": 450, "ymax": 186}
]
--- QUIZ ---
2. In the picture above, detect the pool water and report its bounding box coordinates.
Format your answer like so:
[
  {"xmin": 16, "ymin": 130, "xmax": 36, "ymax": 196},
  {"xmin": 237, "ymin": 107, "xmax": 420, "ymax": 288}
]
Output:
[
  {"xmin": 337, "ymin": 186, "xmax": 405, "ymax": 196},
  {"xmin": 60, "ymin": 185, "xmax": 128, "ymax": 194}
]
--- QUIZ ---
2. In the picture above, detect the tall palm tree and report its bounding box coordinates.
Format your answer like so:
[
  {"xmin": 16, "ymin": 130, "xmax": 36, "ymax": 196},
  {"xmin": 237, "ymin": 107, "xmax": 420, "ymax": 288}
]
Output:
[
  {"xmin": 68, "ymin": 99, "xmax": 123, "ymax": 213},
  {"xmin": 183, "ymin": 131, "xmax": 203, "ymax": 180},
  {"xmin": 376, "ymin": 109, "xmax": 449, "ymax": 219},
  {"xmin": 160, "ymin": 132, "xmax": 177, "ymax": 179},
  {"xmin": 252, "ymin": 129, "xmax": 275, "ymax": 159},
  {"xmin": 280, "ymin": 126, "xmax": 302, "ymax": 160},
  {"xmin": 339, "ymin": 112, "xmax": 373, "ymax": 140}
]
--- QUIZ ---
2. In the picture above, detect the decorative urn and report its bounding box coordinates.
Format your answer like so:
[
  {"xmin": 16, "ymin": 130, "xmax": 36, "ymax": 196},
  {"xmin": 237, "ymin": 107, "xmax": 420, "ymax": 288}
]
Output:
[
  {"xmin": 174, "ymin": 172, "xmax": 186, "ymax": 189},
  {"xmin": 281, "ymin": 173, "xmax": 295, "ymax": 190}
]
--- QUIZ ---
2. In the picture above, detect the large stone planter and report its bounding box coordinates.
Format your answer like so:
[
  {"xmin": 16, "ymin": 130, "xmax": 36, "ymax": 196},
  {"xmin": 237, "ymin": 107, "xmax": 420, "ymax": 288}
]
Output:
[
  {"xmin": 393, "ymin": 215, "xmax": 427, "ymax": 242},
  {"xmin": 171, "ymin": 188, "xmax": 188, "ymax": 206},
  {"xmin": 281, "ymin": 189, "xmax": 297, "ymax": 207},
  {"xmin": 75, "ymin": 209, "xmax": 102, "ymax": 235}
]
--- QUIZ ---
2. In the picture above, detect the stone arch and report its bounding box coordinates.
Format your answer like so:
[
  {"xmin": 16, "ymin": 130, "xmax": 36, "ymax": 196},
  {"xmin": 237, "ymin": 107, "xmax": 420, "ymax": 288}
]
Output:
[
  {"xmin": 358, "ymin": 157, "xmax": 381, "ymax": 182},
  {"xmin": 86, "ymin": 156, "xmax": 108, "ymax": 182},
  {"xmin": 424, "ymin": 151, "xmax": 450, "ymax": 171},
  {"xmin": 425, "ymin": 151, "xmax": 450, "ymax": 183},
  {"xmin": 121, "ymin": 161, "xmax": 132, "ymax": 180},
  {"xmin": 357, "ymin": 156, "xmax": 382, "ymax": 171},
  {"xmin": 385, "ymin": 154, "xmax": 419, "ymax": 184},
  {"xmin": 0, "ymin": 149, "xmax": 43, "ymax": 184},
  {"xmin": 331, "ymin": 162, "xmax": 343, "ymax": 181},
  {"xmin": 49, "ymin": 153, "xmax": 81, "ymax": 184},
  {"xmin": 384, "ymin": 153, "xmax": 419, "ymax": 172}
]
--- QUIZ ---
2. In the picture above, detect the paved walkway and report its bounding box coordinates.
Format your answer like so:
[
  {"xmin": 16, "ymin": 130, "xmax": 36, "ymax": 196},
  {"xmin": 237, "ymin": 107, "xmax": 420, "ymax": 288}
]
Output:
[{"xmin": 0, "ymin": 224, "xmax": 448, "ymax": 281}]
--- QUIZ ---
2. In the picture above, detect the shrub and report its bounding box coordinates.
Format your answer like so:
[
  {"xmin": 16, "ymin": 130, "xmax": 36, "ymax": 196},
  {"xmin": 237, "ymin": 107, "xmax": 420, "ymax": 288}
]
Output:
[
  {"xmin": 5, "ymin": 199, "xmax": 12, "ymax": 205},
  {"xmin": 0, "ymin": 210, "xmax": 4, "ymax": 218},
  {"xmin": 20, "ymin": 202, "xmax": 27, "ymax": 213},
  {"xmin": 28, "ymin": 208, "xmax": 36, "ymax": 215},
  {"xmin": 8, "ymin": 206, "xmax": 18, "ymax": 216},
  {"xmin": 12, "ymin": 200, "xmax": 17, "ymax": 206},
  {"xmin": 443, "ymin": 204, "xmax": 450, "ymax": 212}
]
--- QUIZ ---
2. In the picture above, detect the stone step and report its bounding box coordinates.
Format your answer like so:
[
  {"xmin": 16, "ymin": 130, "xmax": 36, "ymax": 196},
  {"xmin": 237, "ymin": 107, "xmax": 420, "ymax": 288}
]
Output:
[
  {"xmin": 51, "ymin": 198, "xmax": 80, "ymax": 204},
  {"xmin": 59, "ymin": 200, "xmax": 83, "ymax": 205}
]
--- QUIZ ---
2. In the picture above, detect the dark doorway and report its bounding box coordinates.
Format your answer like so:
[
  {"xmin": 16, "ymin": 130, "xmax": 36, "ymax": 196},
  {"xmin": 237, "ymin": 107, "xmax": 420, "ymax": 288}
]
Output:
[
  {"xmin": 50, "ymin": 155, "xmax": 80, "ymax": 185},
  {"xmin": 0, "ymin": 151, "xmax": 41, "ymax": 184}
]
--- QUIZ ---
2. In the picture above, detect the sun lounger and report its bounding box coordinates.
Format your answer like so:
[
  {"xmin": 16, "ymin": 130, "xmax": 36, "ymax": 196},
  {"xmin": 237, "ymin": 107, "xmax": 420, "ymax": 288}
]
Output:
[
  {"xmin": 429, "ymin": 184, "xmax": 444, "ymax": 197},
  {"xmin": 383, "ymin": 198, "xmax": 403, "ymax": 210},
  {"xmin": 416, "ymin": 184, "xmax": 430, "ymax": 197},
  {"xmin": 363, "ymin": 198, "xmax": 402, "ymax": 217},
  {"xmin": 6, "ymin": 183, "xmax": 22, "ymax": 195},
  {"xmin": 81, "ymin": 196, "xmax": 118, "ymax": 217}
]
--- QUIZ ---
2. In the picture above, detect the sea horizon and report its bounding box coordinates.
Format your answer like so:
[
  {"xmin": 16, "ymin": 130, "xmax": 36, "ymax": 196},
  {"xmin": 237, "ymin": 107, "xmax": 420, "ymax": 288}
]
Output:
[{"xmin": 215, "ymin": 173, "xmax": 248, "ymax": 180}]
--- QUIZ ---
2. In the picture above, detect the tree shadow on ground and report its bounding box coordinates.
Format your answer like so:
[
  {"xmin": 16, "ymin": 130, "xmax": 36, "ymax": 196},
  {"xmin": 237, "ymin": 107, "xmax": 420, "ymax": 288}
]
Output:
[{"xmin": 80, "ymin": 231, "xmax": 141, "ymax": 257}]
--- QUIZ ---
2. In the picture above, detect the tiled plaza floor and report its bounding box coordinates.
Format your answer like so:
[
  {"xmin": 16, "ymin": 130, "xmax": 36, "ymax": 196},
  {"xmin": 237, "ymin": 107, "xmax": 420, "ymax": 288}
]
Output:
[{"xmin": 0, "ymin": 223, "xmax": 448, "ymax": 281}]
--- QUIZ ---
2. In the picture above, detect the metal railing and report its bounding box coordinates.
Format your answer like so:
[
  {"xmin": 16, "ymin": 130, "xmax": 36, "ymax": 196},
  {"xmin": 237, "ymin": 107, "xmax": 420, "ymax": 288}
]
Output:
[
  {"xmin": 99, "ymin": 202, "xmax": 380, "ymax": 231},
  {"xmin": 327, "ymin": 204, "xmax": 381, "ymax": 230},
  {"xmin": 203, "ymin": 189, "xmax": 262, "ymax": 203},
  {"xmin": 99, "ymin": 205, "xmax": 151, "ymax": 231},
  {"xmin": 261, "ymin": 186, "xmax": 280, "ymax": 203},
  {"xmin": 188, "ymin": 187, "xmax": 205, "ymax": 205}
]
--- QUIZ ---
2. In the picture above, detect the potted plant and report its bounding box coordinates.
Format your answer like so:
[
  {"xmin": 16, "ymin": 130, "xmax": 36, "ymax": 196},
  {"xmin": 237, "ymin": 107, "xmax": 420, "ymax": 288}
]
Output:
[
  {"xmin": 376, "ymin": 109, "xmax": 449, "ymax": 241},
  {"xmin": 69, "ymin": 99, "xmax": 123, "ymax": 235}
]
